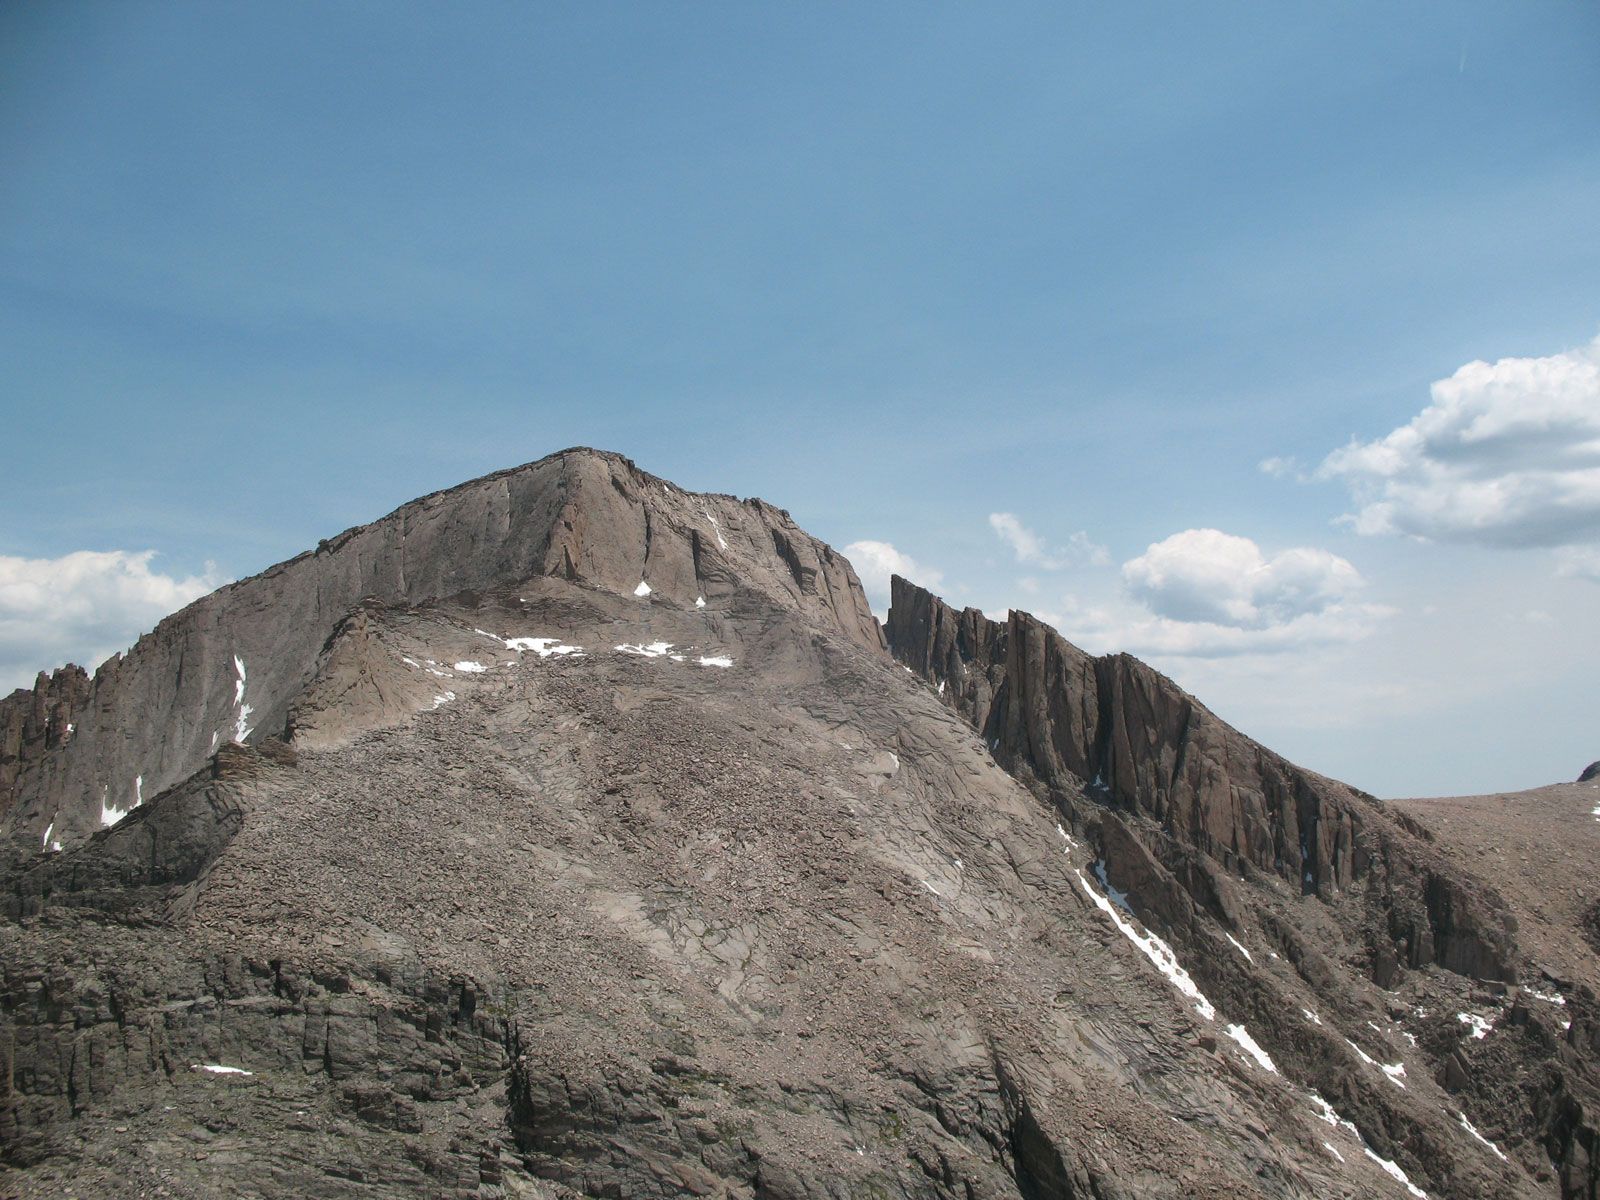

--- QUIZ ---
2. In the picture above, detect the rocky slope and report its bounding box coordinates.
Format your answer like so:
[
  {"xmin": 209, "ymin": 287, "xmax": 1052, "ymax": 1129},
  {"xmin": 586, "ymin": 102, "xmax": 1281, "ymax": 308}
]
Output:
[
  {"xmin": 0, "ymin": 448, "xmax": 1594, "ymax": 1198},
  {"xmin": 886, "ymin": 575, "xmax": 1600, "ymax": 1198},
  {"xmin": 0, "ymin": 448, "xmax": 881, "ymax": 851}
]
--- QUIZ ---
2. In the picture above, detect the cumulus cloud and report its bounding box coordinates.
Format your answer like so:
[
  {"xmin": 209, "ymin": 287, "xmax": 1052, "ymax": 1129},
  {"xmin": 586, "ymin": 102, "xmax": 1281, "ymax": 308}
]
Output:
[
  {"xmin": 1123, "ymin": 529, "xmax": 1365, "ymax": 627},
  {"xmin": 1257, "ymin": 456, "xmax": 1302, "ymax": 480},
  {"xmin": 1555, "ymin": 546, "xmax": 1600, "ymax": 583},
  {"xmin": 1315, "ymin": 334, "xmax": 1600, "ymax": 547},
  {"xmin": 844, "ymin": 540, "xmax": 944, "ymax": 616},
  {"xmin": 988, "ymin": 513, "xmax": 1109, "ymax": 569},
  {"xmin": 1071, "ymin": 605, "xmax": 1390, "ymax": 659},
  {"xmin": 0, "ymin": 550, "xmax": 226, "ymax": 691},
  {"xmin": 1077, "ymin": 528, "xmax": 1390, "ymax": 657}
]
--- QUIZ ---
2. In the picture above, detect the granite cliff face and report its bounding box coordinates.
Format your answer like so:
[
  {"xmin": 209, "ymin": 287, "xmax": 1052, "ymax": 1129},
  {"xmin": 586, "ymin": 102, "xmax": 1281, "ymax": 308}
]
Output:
[
  {"xmin": 2, "ymin": 451, "xmax": 1598, "ymax": 1199},
  {"xmin": 886, "ymin": 574, "xmax": 1600, "ymax": 1197},
  {"xmin": 0, "ymin": 449, "xmax": 882, "ymax": 852},
  {"xmin": 883, "ymin": 575, "xmax": 1517, "ymax": 980}
]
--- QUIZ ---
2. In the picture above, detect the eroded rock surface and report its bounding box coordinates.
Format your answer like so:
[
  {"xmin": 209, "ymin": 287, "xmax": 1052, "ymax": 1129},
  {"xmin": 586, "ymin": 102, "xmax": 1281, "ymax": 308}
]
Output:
[
  {"xmin": 0, "ymin": 449, "xmax": 882, "ymax": 853},
  {"xmin": 887, "ymin": 573, "xmax": 1600, "ymax": 1199},
  {"xmin": 0, "ymin": 453, "xmax": 1593, "ymax": 1198}
]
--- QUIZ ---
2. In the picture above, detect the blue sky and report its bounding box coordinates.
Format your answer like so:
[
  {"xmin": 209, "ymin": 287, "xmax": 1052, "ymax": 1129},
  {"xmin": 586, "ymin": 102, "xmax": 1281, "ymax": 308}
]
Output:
[{"xmin": 3, "ymin": 2, "xmax": 1598, "ymax": 796}]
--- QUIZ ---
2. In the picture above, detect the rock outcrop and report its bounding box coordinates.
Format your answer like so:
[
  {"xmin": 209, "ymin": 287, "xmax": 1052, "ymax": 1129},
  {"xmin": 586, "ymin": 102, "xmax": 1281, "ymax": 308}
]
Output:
[
  {"xmin": 0, "ymin": 666, "xmax": 91, "ymax": 826},
  {"xmin": 1580, "ymin": 762, "xmax": 1600, "ymax": 784},
  {"xmin": 3, "ymin": 456, "xmax": 1596, "ymax": 1199},
  {"xmin": 0, "ymin": 449, "xmax": 883, "ymax": 854},
  {"xmin": 887, "ymin": 573, "xmax": 1600, "ymax": 1196}
]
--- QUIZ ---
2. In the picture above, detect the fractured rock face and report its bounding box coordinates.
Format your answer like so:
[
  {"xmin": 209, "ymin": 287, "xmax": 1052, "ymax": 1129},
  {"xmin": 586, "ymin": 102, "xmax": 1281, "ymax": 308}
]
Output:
[
  {"xmin": 886, "ymin": 572, "xmax": 1600, "ymax": 1197},
  {"xmin": 0, "ymin": 449, "xmax": 883, "ymax": 854},
  {"xmin": 885, "ymin": 574, "xmax": 1517, "ymax": 979},
  {"xmin": 0, "ymin": 666, "xmax": 91, "ymax": 828},
  {"xmin": 2, "ymin": 455, "xmax": 1597, "ymax": 1199},
  {"xmin": 886, "ymin": 575, "xmax": 1368, "ymax": 892}
]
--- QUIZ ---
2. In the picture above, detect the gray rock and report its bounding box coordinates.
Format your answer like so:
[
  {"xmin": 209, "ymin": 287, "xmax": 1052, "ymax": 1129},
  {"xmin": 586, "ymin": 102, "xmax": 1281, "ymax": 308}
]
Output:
[{"xmin": 0, "ymin": 453, "xmax": 1591, "ymax": 1199}]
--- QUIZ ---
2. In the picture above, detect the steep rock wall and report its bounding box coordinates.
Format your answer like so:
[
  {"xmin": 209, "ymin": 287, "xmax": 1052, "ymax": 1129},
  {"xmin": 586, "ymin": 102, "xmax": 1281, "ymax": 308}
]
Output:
[
  {"xmin": 886, "ymin": 574, "xmax": 1360, "ymax": 892},
  {"xmin": 0, "ymin": 449, "xmax": 883, "ymax": 851},
  {"xmin": 885, "ymin": 574, "xmax": 1515, "ymax": 983}
]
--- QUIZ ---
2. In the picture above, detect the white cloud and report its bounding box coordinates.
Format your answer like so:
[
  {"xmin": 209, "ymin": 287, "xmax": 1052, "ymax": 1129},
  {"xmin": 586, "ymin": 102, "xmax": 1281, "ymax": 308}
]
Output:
[
  {"xmin": 1315, "ymin": 334, "xmax": 1600, "ymax": 548},
  {"xmin": 1258, "ymin": 455, "xmax": 1303, "ymax": 480},
  {"xmin": 1018, "ymin": 529, "xmax": 1389, "ymax": 659},
  {"xmin": 1555, "ymin": 546, "xmax": 1600, "ymax": 583},
  {"xmin": 1059, "ymin": 600, "xmax": 1389, "ymax": 661},
  {"xmin": 1123, "ymin": 529, "xmax": 1365, "ymax": 628},
  {"xmin": 0, "ymin": 550, "xmax": 226, "ymax": 691},
  {"xmin": 844, "ymin": 540, "xmax": 943, "ymax": 616},
  {"xmin": 988, "ymin": 513, "xmax": 1109, "ymax": 569}
]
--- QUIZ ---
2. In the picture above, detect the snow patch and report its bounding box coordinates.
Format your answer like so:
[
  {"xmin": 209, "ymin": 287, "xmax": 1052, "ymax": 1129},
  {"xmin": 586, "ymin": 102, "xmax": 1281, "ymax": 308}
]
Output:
[
  {"xmin": 634, "ymin": 580, "xmax": 652, "ymax": 597},
  {"xmin": 1457, "ymin": 1112, "xmax": 1508, "ymax": 1162},
  {"xmin": 515, "ymin": 638, "xmax": 583, "ymax": 657},
  {"xmin": 1224, "ymin": 932, "xmax": 1254, "ymax": 962},
  {"xmin": 1457, "ymin": 1012, "xmax": 1492, "ymax": 1040},
  {"xmin": 616, "ymin": 642, "xmax": 733, "ymax": 668},
  {"xmin": 1075, "ymin": 868, "xmax": 1215, "ymax": 1020},
  {"xmin": 1225, "ymin": 1023, "xmax": 1277, "ymax": 1073},
  {"xmin": 1311, "ymin": 1091, "xmax": 1425, "ymax": 1197},
  {"xmin": 1525, "ymin": 987, "xmax": 1566, "ymax": 1007},
  {"xmin": 431, "ymin": 691, "xmax": 456, "ymax": 708},
  {"xmin": 488, "ymin": 632, "xmax": 584, "ymax": 658},
  {"xmin": 616, "ymin": 642, "xmax": 674, "ymax": 658},
  {"xmin": 1381, "ymin": 1061, "xmax": 1407, "ymax": 1088},
  {"xmin": 231, "ymin": 655, "xmax": 254, "ymax": 742},
  {"xmin": 696, "ymin": 596, "xmax": 706, "ymax": 609},
  {"xmin": 99, "ymin": 784, "xmax": 131, "ymax": 829},
  {"xmin": 1309, "ymin": 1093, "xmax": 1359, "ymax": 1137},
  {"xmin": 193, "ymin": 1063, "xmax": 253, "ymax": 1076},
  {"xmin": 1346, "ymin": 1038, "xmax": 1406, "ymax": 1088},
  {"xmin": 702, "ymin": 504, "xmax": 728, "ymax": 550},
  {"xmin": 1365, "ymin": 1147, "xmax": 1427, "ymax": 1197},
  {"xmin": 453, "ymin": 661, "xmax": 488, "ymax": 673},
  {"xmin": 1302, "ymin": 1008, "xmax": 1323, "ymax": 1026}
]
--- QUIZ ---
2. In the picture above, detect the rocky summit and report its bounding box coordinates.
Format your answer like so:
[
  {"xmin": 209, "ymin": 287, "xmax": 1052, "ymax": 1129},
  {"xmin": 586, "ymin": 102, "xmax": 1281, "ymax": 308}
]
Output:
[{"xmin": 2, "ymin": 447, "xmax": 1598, "ymax": 1200}]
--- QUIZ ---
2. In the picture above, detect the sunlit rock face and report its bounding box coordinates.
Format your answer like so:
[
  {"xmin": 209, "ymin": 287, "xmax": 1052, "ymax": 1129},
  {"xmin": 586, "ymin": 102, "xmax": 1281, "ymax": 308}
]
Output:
[{"xmin": 1, "ymin": 450, "xmax": 1594, "ymax": 1199}]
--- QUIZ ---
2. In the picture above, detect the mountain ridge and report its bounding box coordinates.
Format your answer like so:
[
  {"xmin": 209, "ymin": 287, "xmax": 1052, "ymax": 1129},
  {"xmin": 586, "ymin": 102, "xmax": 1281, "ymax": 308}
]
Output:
[
  {"xmin": 0, "ymin": 447, "xmax": 882, "ymax": 851},
  {"xmin": 1, "ymin": 451, "xmax": 1596, "ymax": 1198}
]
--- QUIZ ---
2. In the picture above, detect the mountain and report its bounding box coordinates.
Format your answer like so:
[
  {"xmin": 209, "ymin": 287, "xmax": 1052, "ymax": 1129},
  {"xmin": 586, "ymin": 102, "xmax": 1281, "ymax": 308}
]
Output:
[{"xmin": 2, "ymin": 447, "xmax": 1596, "ymax": 1199}]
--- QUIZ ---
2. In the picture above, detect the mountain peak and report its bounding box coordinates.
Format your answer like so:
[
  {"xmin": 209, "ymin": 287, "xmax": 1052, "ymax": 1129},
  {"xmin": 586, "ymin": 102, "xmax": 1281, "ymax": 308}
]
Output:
[
  {"xmin": 5, "ymin": 464, "xmax": 1598, "ymax": 1200},
  {"xmin": 0, "ymin": 452, "xmax": 881, "ymax": 847}
]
